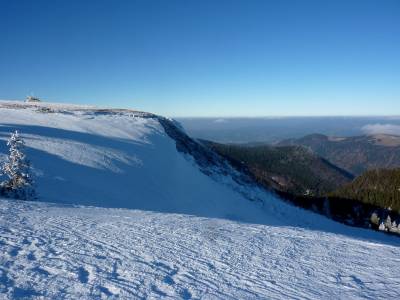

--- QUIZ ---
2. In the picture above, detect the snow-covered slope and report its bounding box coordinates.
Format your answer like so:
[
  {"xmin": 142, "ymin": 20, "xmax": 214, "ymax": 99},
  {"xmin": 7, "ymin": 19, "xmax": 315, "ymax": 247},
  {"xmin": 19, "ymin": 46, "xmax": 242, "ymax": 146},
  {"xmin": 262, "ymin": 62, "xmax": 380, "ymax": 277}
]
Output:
[
  {"xmin": 0, "ymin": 100, "xmax": 271, "ymax": 223},
  {"xmin": 1, "ymin": 199, "xmax": 399, "ymax": 299},
  {"xmin": 0, "ymin": 100, "xmax": 399, "ymax": 299}
]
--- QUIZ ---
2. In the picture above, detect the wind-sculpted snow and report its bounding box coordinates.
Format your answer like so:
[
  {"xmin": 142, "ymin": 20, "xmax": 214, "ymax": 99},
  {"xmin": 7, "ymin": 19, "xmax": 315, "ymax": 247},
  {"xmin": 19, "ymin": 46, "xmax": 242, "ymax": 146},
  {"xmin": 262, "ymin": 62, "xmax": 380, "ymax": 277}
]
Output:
[
  {"xmin": 0, "ymin": 101, "xmax": 271, "ymax": 221},
  {"xmin": 19, "ymin": 134, "xmax": 142, "ymax": 172},
  {"xmin": 0, "ymin": 199, "xmax": 399, "ymax": 299}
]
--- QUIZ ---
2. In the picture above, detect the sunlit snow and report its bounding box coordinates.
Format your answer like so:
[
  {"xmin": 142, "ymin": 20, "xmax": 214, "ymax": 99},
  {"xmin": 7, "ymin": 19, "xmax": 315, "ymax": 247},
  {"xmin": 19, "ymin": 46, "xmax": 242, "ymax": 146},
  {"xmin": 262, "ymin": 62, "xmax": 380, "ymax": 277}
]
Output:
[{"xmin": 0, "ymin": 100, "xmax": 399, "ymax": 299}]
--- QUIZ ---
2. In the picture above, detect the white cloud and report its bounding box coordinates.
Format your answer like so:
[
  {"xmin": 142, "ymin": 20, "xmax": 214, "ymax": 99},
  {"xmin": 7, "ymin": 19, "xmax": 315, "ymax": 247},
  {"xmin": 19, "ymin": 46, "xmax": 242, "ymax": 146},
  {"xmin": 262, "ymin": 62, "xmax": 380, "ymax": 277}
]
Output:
[
  {"xmin": 213, "ymin": 118, "xmax": 228, "ymax": 123},
  {"xmin": 361, "ymin": 123, "xmax": 400, "ymax": 136}
]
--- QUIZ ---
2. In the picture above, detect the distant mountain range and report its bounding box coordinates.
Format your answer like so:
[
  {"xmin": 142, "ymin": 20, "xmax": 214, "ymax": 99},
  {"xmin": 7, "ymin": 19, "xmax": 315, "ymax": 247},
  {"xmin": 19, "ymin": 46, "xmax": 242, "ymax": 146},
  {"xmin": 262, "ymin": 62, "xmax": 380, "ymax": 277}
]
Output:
[
  {"xmin": 177, "ymin": 117, "xmax": 400, "ymax": 144},
  {"xmin": 278, "ymin": 133, "xmax": 400, "ymax": 176}
]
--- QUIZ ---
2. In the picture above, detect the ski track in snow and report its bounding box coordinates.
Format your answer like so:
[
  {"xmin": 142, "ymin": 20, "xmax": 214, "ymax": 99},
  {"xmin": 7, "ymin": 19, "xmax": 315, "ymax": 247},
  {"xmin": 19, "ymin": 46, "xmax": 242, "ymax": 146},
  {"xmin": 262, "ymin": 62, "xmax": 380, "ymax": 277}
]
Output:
[{"xmin": 0, "ymin": 200, "xmax": 399, "ymax": 300}]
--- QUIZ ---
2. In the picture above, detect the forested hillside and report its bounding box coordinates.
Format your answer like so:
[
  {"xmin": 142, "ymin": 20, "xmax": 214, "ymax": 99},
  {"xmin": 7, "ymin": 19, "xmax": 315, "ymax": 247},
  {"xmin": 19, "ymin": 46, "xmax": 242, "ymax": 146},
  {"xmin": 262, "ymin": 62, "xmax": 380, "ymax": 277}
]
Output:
[
  {"xmin": 330, "ymin": 168, "xmax": 400, "ymax": 213},
  {"xmin": 279, "ymin": 134, "xmax": 400, "ymax": 175},
  {"xmin": 205, "ymin": 140, "xmax": 400, "ymax": 234},
  {"xmin": 205, "ymin": 141, "xmax": 353, "ymax": 196}
]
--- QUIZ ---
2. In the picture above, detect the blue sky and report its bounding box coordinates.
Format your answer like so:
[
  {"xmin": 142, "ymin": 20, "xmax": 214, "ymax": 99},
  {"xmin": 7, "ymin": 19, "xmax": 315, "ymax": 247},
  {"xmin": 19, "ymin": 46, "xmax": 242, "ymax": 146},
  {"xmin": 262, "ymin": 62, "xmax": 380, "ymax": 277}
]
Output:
[{"xmin": 0, "ymin": 0, "xmax": 399, "ymax": 117}]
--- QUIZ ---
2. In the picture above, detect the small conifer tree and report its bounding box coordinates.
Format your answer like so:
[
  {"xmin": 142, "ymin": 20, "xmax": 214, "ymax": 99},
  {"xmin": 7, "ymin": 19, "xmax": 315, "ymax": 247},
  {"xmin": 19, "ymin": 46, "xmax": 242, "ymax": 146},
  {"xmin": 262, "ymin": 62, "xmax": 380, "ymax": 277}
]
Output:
[
  {"xmin": 0, "ymin": 130, "xmax": 36, "ymax": 200},
  {"xmin": 385, "ymin": 215, "xmax": 392, "ymax": 229}
]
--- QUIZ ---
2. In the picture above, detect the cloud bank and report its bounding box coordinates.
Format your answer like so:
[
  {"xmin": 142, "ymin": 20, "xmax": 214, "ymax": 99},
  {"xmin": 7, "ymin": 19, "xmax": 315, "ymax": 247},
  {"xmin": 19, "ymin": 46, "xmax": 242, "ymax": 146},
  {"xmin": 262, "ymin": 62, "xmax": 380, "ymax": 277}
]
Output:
[{"xmin": 361, "ymin": 123, "xmax": 400, "ymax": 136}]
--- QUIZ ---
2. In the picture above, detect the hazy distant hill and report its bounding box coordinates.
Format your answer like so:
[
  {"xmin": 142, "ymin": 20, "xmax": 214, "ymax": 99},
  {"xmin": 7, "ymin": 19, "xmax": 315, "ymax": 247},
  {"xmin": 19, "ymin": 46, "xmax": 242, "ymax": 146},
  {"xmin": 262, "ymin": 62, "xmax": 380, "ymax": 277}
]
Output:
[
  {"xmin": 279, "ymin": 134, "xmax": 400, "ymax": 176},
  {"xmin": 177, "ymin": 117, "xmax": 400, "ymax": 144},
  {"xmin": 205, "ymin": 141, "xmax": 353, "ymax": 196},
  {"xmin": 330, "ymin": 168, "xmax": 400, "ymax": 213}
]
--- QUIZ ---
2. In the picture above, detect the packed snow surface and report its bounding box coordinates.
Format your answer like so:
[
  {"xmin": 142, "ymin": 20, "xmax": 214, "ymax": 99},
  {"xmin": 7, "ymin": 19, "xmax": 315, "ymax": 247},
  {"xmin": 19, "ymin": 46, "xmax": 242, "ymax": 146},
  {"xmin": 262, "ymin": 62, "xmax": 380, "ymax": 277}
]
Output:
[
  {"xmin": 0, "ymin": 101, "xmax": 399, "ymax": 299},
  {"xmin": 1, "ymin": 200, "xmax": 399, "ymax": 299}
]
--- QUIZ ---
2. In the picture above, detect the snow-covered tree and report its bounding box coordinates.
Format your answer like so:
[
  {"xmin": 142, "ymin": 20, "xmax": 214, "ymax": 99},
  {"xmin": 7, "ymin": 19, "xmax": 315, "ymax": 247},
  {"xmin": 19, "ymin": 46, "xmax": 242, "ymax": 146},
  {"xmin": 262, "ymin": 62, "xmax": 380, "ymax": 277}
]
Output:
[
  {"xmin": 0, "ymin": 130, "xmax": 36, "ymax": 200},
  {"xmin": 385, "ymin": 215, "xmax": 392, "ymax": 229},
  {"xmin": 370, "ymin": 212, "xmax": 380, "ymax": 226}
]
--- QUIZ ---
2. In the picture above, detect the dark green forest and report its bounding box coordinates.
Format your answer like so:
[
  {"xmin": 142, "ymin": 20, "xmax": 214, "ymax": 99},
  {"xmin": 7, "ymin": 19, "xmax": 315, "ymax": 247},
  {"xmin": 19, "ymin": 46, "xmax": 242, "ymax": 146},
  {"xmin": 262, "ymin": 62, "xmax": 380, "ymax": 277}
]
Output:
[
  {"xmin": 206, "ymin": 142, "xmax": 352, "ymax": 196},
  {"xmin": 330, "ymin": 169, "xmax": 400, "ymax": 213}
]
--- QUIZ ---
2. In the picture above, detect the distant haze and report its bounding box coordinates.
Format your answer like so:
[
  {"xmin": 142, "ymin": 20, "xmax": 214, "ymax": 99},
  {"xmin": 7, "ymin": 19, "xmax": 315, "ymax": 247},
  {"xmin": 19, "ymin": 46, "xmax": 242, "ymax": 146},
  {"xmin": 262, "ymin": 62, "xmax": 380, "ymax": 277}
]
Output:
[{"xmin": 176, "ymin": 117, "xmax": 400, "ymax": 144}]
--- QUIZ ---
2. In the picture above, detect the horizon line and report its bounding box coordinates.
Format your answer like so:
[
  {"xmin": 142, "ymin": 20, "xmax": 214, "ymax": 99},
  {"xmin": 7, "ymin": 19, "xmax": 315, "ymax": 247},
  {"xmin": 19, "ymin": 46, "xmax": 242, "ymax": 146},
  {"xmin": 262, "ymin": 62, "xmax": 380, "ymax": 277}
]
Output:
[
  {"xmin": 1, "ymin": 98, "xmax": 399, "ymax": 119},
  {"xmin": 172, "ymin": 115, "xmax": 400, "ymax": 119}
]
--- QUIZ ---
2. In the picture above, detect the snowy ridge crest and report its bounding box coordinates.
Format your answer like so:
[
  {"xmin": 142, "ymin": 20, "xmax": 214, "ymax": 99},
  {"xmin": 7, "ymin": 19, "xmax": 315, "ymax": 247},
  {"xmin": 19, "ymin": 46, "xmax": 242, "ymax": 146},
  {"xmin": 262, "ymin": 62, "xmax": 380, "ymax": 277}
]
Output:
[{"xmin": 0, "ymin": 100, "xmax": 273, "ymax": 222}]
